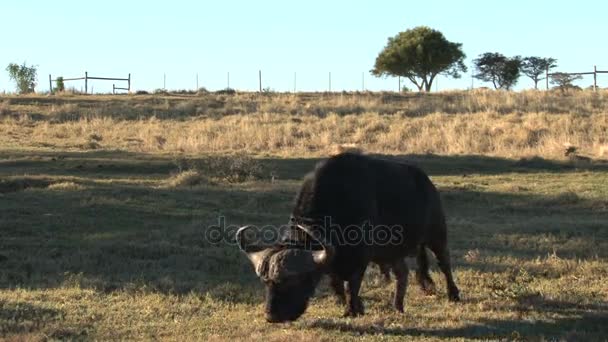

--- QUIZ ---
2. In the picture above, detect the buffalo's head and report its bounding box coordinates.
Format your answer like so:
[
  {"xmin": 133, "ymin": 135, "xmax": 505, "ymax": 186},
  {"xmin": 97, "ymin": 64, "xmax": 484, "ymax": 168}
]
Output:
[{"xmin": 236, "ymin": 224, "xmax": 334, "ymax": 323}]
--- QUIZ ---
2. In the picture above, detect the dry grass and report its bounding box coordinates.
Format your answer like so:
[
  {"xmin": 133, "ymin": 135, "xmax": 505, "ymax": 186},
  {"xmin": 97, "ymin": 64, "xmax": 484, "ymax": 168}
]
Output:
[
  {"xmin": 164, "ymin": 170, "xmax": 208, "ymax": 188},
  {"xmin": 1, "ymin": 91, "xmax": 607, "ymax": 340},
  {"xmin": 1, "ymin": 90, "xmax": 608, "ymax": 159},
  {"xmin": 46, "ymin": 181, "xmax": 84, "ymax": 191}
]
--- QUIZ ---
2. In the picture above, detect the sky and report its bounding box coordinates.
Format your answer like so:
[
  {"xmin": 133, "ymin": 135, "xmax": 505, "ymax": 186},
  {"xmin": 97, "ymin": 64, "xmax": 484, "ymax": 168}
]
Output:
[{"xmin": 1, "ymin": 0, "xmax": 607, "ymax": 93}]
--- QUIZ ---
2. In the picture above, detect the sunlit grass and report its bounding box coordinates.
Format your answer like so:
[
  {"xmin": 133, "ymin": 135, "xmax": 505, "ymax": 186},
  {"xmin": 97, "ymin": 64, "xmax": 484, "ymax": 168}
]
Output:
[
  {"xmin": 0, "ymin": 92, "xmax": 607, "ymax": 340},
  {"xmin": 1, "ymin": 90, "xmax": 608, "ymax": 159}
]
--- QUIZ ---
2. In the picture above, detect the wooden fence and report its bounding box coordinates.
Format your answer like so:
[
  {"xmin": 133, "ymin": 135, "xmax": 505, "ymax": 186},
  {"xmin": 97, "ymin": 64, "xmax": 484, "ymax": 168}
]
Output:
[
  {"xmin": 49, "ymin": 72, "xmax": 131, "ymax": 94},
  {"xmin": 546, "ymin": 65, "xmax": 608, "ymax": 90}
]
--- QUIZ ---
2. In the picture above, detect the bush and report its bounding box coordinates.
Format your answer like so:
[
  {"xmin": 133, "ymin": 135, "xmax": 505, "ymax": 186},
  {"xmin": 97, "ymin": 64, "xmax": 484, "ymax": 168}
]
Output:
[
  {"xmin": 6, "ymin": 62, "xmax": 37, "ymax": 94},
  {"xmin": 55, "ymin": 77, "xmax": 65, "ymax": 92},
  {"xmin": 215, "ymin": 88, "xmax": 236, "ymax": 95},
  {"xmin": 173, "ymin": 154, "xmax": 268, "ymax": 183},
  {"xmin": 172, "ymin": 89, "xmax": 197, "ymax": 95},
  {"xmin": 0, "ymin": 100, "xmax": 10, "ymax": 117}
]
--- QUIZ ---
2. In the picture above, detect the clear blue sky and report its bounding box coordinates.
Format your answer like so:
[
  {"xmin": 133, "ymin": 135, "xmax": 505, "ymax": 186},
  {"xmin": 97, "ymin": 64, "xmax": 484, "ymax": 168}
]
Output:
[{"xmin": 1, "ymin": 0, "xmax": 607, "ymax": 93}]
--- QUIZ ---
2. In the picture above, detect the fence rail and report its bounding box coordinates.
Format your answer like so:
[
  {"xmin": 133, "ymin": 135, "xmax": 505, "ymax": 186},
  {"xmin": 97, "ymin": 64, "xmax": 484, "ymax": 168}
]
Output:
[
  {"xmin": 49, "ymin": 71, "xmax": 131, "ymax": 94},
  {"xmin": 42, "ymin": 67, "xmax": 608, "ymax": 94},
  {"xmin": 546, "ymin": 65, "xmax": 606, "ymax": 90}
]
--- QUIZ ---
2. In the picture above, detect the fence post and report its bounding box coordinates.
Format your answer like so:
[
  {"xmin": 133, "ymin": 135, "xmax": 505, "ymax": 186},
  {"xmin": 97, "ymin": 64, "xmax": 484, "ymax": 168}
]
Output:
[
  {"xmin": 85, "ymin": 71, "xmax": 88, "ymax": 94},
  {"xmin": 545, "ymin": 66, "xmax": 549, "ymax": 90},
  {"xmin": 594, "ymin": 66, "xmax": 597, "ymax": 91},
  {"xmin": 128, "ymin": 73, "xmax": 131, "ymax": 93},
  {"xmin": 362, "ymin": 72, "xmax": 365, "ymax": 91},
  {"xmin": 227, "ymin": 72, "xmax": 230, "ymax": 89},
  {"xmin": 259, "ymin": 70, "xmax": 262, "ymax": 92},
  {"xmin": 49, "ymin": 74, "xmax": 52, "ymax": 93},
  {"xmin": 398, "ymin": 76, "xmax": 401, "ymax": 92},
  {"xmin": 113, "ymin": 84, "xmax": 115, "ymax": 95}
]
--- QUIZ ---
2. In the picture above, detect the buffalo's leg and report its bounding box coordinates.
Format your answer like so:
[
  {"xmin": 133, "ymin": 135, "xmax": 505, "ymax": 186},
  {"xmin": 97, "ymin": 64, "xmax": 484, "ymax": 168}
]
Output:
[
  {"xmin": 344, "ymin": 267, "xmax": 367, "ymax": 317},
  {"xmin": 378, "ymin": 263, "xmax": 391, "ymax": 283},
  {"xmin": 391, "ymin": 258, "xmax": 409, "ymax": 312},
  {"xmin": 329, "ymin": 273, "xmax": 346, "ymax": 305},
  {"xmin": 429, "ymin": 241, "xmax": 460, "ymax": 301},
  {"xmin": 416, "ymin": 245, "xmax": 436, "ymax": 295}
]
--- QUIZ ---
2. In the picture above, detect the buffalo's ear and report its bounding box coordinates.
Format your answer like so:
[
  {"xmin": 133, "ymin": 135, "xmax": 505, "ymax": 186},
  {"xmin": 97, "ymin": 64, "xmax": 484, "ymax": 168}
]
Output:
[
  {"xmin": 295, "ymin": 224, "xmax": 334, "ymax": 269},
  {"xmin": 236, "ymin": 226, "xmax": 272, "ymax": 277}
]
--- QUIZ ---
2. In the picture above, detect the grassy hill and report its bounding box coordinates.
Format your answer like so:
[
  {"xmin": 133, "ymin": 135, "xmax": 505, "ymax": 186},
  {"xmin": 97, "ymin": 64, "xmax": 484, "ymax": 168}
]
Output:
[{"xmin": 1, "ymin": 91, "xmax": 607, "ymax": 340}]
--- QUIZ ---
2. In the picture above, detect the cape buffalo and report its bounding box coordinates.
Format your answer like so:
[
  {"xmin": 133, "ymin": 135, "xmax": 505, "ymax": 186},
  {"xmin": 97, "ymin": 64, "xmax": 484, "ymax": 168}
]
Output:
[{"xmin": 237, "ymin": 152, "xmax": 460, "ymax": 322}]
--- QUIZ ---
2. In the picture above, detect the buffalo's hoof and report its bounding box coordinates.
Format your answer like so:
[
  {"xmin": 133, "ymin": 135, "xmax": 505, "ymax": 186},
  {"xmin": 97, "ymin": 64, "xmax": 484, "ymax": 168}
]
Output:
[
  {"xmin": 419, "ymin": 279, "xmax": 436, "ymax": 296},
  {"xmin": 343, "ymin": 302, "xmax": 365, "ymax": 317},
  {"xmin": 448, "ymin": 290, "xmax": 461, "ymax": 302},
  {"xmin": 342, "ymin": 310, "xmax": 364, "ymax": 318}
]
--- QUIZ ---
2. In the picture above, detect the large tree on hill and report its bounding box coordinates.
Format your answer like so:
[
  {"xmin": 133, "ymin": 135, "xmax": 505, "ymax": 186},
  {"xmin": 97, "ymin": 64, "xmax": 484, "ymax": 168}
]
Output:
[
  {"xmin": 474, "ymin": 53, "xmax": 522, "ymax": 90},
  {"xmin": 521, "ymin": 57, "xmax": 557, "ymax": 89},
  {"xmin": 371, "ymin": 26, "xmax": 467, "ymax": 92}
]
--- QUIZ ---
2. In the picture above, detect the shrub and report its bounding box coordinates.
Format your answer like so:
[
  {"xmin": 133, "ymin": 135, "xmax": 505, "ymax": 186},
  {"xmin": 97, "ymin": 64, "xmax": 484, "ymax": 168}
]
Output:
[
  {"xmin": 173, "ymin": 154, "xmax": 268, "ymax": 183},
  {"xmin": 55, "ymin": 77, "xmax": 65, "ymax": 92},
  {"xmin": 6, "ymin": 62, "xmax": 38, "ymax": 94},
  {"xmin": 216, "ymin": 88, "xmax": 236, "ymax": 95},
  {"xmin": 0, "ymin": 100, "xmax": 10, "ymax": 117}
]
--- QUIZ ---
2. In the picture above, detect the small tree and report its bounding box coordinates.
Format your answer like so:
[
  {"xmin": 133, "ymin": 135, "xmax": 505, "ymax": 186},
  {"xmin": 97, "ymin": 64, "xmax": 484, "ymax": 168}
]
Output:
[
  {"xmin": 550, "ymin": 73, "xmax": 583, "ymax": 93},
  {"xmin": 6, "ymin": 62, "xmax": 38, "ymax": 94},
  {"xmin": 55, "ymin": 77, "xmax": 65, "ymax": 92},
  {"xmin": 521, "ymin": 57, "xmax": 557, "ymax": 89},
  {"xmin": 371, "ymin": 26, "xmax": 467, "ymax": 92},
  {"xmin": 474, "ymin": 53, "xmax": 522, "ymax": 90}
]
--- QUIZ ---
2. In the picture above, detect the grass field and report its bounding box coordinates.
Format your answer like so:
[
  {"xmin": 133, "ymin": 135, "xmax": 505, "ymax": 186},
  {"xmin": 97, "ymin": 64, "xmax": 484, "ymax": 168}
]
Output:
[{"xmin": 1, "ymin": 92, "xmax": 607, "ymax": 341}]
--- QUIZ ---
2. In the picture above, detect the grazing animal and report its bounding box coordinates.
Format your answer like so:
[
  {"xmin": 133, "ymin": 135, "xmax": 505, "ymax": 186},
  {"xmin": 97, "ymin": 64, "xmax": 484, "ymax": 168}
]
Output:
[{"xmin": 237, "ymin": 152, "xmax": 459, "ymax": 322}]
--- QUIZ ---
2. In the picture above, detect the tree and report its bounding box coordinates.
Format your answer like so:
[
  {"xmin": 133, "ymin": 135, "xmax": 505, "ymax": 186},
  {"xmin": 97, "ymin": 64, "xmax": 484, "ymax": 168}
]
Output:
[
  {"xmin": 550, "ymin": 73, "xmax": 582, "ymax": 93},
  {"xmin": 371, "ymin": 26, "xmax": 467, "ymax": 92},
  {"xmin": 6, "ymin": 62, "xmax": 38, "ymax": 94},
  {"xmin": 521, "ymin": 57, "xmax": 557, "ymax": 89},
  {"xmin": 474, "ymin": 53, "xmax": 522, "ymax": 90}
]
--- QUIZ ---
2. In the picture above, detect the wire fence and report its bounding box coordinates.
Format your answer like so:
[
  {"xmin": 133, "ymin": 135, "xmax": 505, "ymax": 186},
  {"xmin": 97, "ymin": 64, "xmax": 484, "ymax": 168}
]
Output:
[
  {"xmin": 41, "ymin": 66, "xmax": 608, "ymax": 95},
  {"xmin": 48, "ymin": 72, "xmax": 131, "ymax": 94}
]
